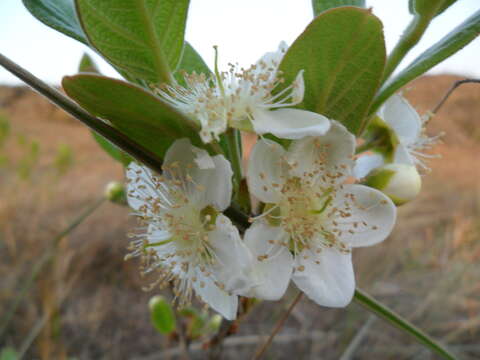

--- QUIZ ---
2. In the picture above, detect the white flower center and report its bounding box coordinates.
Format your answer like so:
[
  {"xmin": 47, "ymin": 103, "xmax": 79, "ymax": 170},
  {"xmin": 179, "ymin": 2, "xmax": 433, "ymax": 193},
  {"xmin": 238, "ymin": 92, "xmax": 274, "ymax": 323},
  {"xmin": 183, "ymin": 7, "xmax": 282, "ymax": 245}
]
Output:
[
  {"xmin": 156, "ymin": 59, "xmax": 303, "ymax": 142},
  {"xmin": 271, "ymin": 177, "xmax": 351, "ymax": 256}
]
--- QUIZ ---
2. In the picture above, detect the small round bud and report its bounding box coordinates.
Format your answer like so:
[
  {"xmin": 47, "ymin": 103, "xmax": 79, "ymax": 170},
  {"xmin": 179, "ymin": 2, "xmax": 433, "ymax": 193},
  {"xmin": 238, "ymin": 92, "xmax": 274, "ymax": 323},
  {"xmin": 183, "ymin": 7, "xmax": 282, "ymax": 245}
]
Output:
[
  {"xmin": 104, "ymin": 181, "xmax": 126, "ymax": 204},
  {"xmin": 206, "ymin": 314, "xmax": 223, "ymax": 334},
  {"xmin": 364, "ymin": 163, "xmax": 421, "ymax": 205}
]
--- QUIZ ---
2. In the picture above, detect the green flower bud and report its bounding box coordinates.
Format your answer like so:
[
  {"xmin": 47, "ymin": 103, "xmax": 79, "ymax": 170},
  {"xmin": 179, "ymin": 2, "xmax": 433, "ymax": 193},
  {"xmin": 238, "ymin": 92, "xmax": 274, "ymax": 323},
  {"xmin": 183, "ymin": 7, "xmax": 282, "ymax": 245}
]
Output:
[
  {"xmin": 149, "ymin": 295, "xmax": 176, "ymax": 335},
  {"xmin": 364, "ymin": 163, "xmax": 421, "ymax": 205},
  {"xmin": 104, "ymin": 181, "xmax": 126, "ymax": 204}
]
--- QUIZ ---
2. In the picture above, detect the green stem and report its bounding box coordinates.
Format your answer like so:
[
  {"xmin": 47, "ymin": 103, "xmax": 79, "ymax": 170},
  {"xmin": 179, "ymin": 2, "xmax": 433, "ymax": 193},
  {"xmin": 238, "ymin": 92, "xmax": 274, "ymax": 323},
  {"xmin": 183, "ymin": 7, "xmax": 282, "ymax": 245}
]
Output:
[
  {"xmin": 225, "ymin": 129, "xmax": 243, "ymax": 197},
  {"xmin": 0, "ymin": 53, "xmax": 164, "ymax": 174},
  {"xmin": 223, "ymin": 206, "xmax": 458, "ymax": 360},
  {"xmin": 0, "ymin": 198, "xmax": 105, "ymax": 339},
  {"xmin": 381, "ymin": 15, "xmax": 431, "ymax": 84},
  {"xmin": 353, "ymin": 288, "xmax": 458, "ymax": 360}
]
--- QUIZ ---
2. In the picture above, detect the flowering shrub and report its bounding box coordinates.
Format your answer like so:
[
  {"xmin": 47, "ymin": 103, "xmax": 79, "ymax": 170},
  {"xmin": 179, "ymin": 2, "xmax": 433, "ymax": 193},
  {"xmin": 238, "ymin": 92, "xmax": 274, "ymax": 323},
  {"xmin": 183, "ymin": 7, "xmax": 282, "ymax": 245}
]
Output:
[{"xmin": 2, "ymin": 0, "xmax": 479, "ymax": 358}]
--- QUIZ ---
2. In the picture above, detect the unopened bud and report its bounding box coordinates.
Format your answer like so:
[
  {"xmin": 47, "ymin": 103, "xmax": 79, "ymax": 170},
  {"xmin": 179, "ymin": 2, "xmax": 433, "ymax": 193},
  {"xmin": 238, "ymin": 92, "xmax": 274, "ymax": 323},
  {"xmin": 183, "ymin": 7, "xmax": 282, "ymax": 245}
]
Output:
[
  {"xmin": 364, "ymin": 163, "xmax": 421, "ymax": 205},
  {"xmin": 104, "ymin": 181, "xmax": 126, "ymax": 204},
  {"xmin": 149, "ymin": 295, "xmax": 176, "ymax": 334},
  {"xmin": 206, "ymin": 314, "xmax": 222, "ymax": 334}
]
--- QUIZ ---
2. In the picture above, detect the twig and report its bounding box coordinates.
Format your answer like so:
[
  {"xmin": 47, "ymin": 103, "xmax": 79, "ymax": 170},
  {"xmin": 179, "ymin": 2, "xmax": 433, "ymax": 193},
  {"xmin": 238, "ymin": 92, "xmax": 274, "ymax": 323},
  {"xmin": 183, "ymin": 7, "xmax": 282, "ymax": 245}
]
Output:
[
  {"xmin": 252, "ymin": 292, "xmax": 303, "ymax": 360},
  {"xmin": 432, "ymin": 78, "xmax": 480, "ymax": 115},
  {"xmin": 338, "ymin": 315, "xmax": 376, "ymax": 360},
  {"xmin": 0, "ymin": 52, "xmax": 164, "ymax": 174},
  {"xmin": 207, "ymin": 319, "xmax": 235, "ymax": 360},
  {"xmin": 176, "ymin": 319, "xmax": 192, "ymax": 360},
  {"xmin": 0, "ymin": 52, "xmax": 248, "ymax": 232}
]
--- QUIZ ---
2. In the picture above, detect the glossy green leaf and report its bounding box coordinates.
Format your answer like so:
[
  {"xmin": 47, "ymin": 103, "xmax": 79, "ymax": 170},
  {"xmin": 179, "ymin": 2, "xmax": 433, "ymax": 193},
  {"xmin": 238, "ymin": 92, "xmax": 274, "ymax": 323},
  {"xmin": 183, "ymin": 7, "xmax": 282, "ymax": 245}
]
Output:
[
  {"xmin": 78, "ymin": 53, "xmax": 99, "ymax": 73},
  {"xmin": 312, "ymin": 0, "xmax": 365, "ymax": 16},
  {"xmin": 373, "ymin": 9, "xmax": 480, "ymax": 112},
  {"xmin": 75, "ymin": 0, "xmax": 190, "ymax": 84},
  {"xmin": 354, "ymin": 289, "xmax": 458, "ymax": 360},
  {"xmin": 22, "ymin": 0, "xmax": 88, "ymax": 45},
  {"xmin": 409, "ymin": 0, "xmax": 458, "ymax": 17},
  {"xmin": 149, "ymin": 296, "xmax": 176, "ymax": 335},
  {"xmin": 279, "ymin": 7, "xmax": 386, "ymax": 134},
  {"xmin": 62, "ymin": 74, "xmax": 202, "ymax": 159}
]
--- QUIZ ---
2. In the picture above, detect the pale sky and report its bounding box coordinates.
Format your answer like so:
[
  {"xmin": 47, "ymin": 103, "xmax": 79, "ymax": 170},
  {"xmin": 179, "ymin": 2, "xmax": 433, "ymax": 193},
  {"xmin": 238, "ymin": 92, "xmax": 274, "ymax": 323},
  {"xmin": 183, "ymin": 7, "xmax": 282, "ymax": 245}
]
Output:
[{"xmin": 0, "ymin": 0, "xmax": 479, "ymax": 85}]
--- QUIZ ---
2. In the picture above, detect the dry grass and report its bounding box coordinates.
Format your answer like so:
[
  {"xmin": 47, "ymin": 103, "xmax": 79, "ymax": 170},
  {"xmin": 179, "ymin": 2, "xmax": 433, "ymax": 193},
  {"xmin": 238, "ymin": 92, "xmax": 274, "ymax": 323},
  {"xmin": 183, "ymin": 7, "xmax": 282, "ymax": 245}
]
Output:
[{"xmin": 0, "ymin": 75, "xmax": 479, "ymax": 359}]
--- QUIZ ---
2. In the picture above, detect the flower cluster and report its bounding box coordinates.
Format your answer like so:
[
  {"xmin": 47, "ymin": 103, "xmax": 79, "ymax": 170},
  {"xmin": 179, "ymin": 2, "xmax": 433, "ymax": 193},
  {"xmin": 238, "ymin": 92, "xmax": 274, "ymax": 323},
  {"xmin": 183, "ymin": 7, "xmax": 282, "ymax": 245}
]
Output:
[{"xmin": 125, "ymin": 44, "xmax": 436, "ymax": 319}]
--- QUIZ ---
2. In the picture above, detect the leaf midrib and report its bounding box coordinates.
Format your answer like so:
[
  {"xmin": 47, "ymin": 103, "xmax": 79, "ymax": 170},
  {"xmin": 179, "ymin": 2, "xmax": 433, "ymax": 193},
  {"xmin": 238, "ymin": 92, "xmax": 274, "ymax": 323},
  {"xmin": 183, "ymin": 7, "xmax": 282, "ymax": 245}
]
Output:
[
  {"xmin": 315, "ymin": 10, "xmax": 370, "ymax": 113},
  {"xmin": 134, "ymin": 0, "xmax": 170, "ymax": 83}
]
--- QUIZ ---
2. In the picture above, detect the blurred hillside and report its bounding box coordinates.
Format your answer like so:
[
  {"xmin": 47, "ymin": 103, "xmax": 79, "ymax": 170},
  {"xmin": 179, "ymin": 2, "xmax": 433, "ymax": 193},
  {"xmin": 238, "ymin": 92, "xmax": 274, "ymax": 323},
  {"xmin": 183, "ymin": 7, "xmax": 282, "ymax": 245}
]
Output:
[{"xmin": 0, "ymin": 75, "xmax": 479, "ymax": 360}]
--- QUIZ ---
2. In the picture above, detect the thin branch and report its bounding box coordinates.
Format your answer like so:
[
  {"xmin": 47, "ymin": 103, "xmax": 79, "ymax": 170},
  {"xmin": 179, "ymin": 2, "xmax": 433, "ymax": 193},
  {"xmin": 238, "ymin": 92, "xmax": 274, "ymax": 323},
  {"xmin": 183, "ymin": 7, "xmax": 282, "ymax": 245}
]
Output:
[
  {"xmin": 0, "ymin": 52, "xmax": 164, "ymax": 174},
  {"xmin": 431, "ymin": 78, "xmax": 480, "ymax": 115},
  {"xmin": 252, "ymin": 292, "xmax": 303, "ymax": 360},
  {"xmin": 0, "ymin": 53, "xmax": 248, "ymax": 226},
  {"xmin": 207, "ymin": 319, "xmax": 235, "ymax": 360}
]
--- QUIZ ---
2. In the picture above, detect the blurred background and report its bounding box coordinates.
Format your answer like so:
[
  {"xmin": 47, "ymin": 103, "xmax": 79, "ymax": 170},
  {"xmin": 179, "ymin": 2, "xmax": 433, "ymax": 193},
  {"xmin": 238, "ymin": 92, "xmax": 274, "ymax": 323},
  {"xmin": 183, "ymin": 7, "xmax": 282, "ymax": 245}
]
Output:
[{"xmin": 0, "ymin": 1, "xmax": 480, "ymax": 359}]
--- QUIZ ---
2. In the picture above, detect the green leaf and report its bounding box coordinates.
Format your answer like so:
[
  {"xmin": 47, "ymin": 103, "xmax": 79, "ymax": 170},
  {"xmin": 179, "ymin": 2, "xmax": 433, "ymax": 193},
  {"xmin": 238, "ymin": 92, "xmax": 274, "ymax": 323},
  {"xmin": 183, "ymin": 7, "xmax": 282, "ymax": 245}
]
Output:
[
  {"xmin": 91, "ymin": 132, "xmax": 132, "ymax": 166},
  {"xmin": 149, "ymin": 296, "xmax": 176, "ymax": 335},
  {"xmin": 75, "ymin": 0, "xmax": 190, "ymax": 84},
  {"xmin": 77, "ymin": 54, "xmax": 132, "ymax": 165},
  {"xmin": 312, "ymin": 0, "xmax": 365, "ymax": 16},
  {"xmin": 22, "ymin": 0, "xmax": 88, "ymax": 45},
  {"xmin": 176, "ymin": 42, "xmax": 211, "ymax": 76},
  {"xmin": 78, "ymin": 53, "xmax": 99, "ymax": 73},
  {"xmin": 373, "ymin": 9, "xmax": 480, "ymax": 112},
  {"xmin": 279, "ymin": 7, "xmax": 386, "ymax": 134},
  {"xmin": 354, "ymin": 289, "xmax": 458, "ymax": 360},
  {"xmin": 409, "ymin": 0, "xmax": 458, "ymax": 17},
  {"xmin": 174, "ymin": 42, "xmax": 212, "ymax": 86},
  {"xmin": 62, "ymin": 74, "xmax": 202, "ymax": 159}
]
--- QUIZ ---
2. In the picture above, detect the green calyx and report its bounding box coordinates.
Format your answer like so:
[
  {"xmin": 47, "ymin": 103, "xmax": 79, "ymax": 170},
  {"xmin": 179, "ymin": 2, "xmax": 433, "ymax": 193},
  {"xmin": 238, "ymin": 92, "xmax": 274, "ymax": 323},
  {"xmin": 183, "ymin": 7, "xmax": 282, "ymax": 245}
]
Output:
[
  {"xmin": 363, "ymin": 168, "xmax": 396, "ymax": 191},
  {"xmin": 358, "ymin": 115, "xmax": 399, "ymax": 162}
]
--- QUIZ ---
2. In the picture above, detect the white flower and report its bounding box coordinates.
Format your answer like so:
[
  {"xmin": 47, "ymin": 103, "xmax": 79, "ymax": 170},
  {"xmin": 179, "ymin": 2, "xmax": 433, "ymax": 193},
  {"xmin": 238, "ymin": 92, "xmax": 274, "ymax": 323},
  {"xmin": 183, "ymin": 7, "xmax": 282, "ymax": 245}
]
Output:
[
  {"xmin": 157, "ymin": 42, "xmax": 330, "ymax": 142},
  {"xmin": 125, "ymin": 139, "xmax": 252, "ymax": 320},
  {"xmin": 363, "ymin": 163, "xmax": 422, "ymax": 205},
  {"xmin": 354, "ymin": 94, "xmax": 439, "ymax": 178},
  {"xmin": 244, "ymin": 122, "xmax": 397, "ymax": 306}
]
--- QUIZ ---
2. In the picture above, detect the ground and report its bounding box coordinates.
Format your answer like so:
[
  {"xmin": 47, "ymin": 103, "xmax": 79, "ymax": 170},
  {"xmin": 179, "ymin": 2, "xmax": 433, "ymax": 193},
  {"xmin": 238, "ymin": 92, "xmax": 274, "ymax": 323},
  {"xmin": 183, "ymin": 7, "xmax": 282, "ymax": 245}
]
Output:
[{"xmin": 0, "ymin": 75, "xmax": 479, "ymax": 359}]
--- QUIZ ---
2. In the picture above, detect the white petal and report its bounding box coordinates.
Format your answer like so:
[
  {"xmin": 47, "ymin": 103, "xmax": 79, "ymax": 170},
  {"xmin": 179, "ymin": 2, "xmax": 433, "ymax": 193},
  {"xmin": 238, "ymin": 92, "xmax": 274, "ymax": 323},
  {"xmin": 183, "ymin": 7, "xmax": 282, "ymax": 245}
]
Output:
[
  {"xmin": 256, "ymin": 41, "xmax": 288, "ymax": 72},
  {"xmin": 287, "ymin": 121, "xmax": 355, "ymax": 182},
  {"xmin": 380, "ymin": 94, "xmax": 421, "ymax": 146},
  {"xmin": 243, "ymin": 222, "xmax": 293, "ymax": 300},
  {"xmin": 332, "ymin": 184, "xmax": 397, "ymax": 247},
  {"xmin": 247, "ymin": 138, "xmax": 287, "ymax": 203},
  {"xmin": 163, "ymin": 138, "xmax": 233, "ymax": 210},
  {"xmin": 193, "ymin": 271, "xmax": 238, "ymax": 320},
  {"xmin": 292, "ymin": 247, "xmax": 355, "ymax": 307},
  {"xmin": 393, "ymin": 144, "xmax": 415, "ymax": 166},
  {"xmin": 353, "ymin": 153, "xmax": 385, "ymax": 179},
  {"xmin": 208, "ymin": 215, "xmax": 254, "ymax": 294},
  {"xmin": 291, "ymin": 70, "xmax": 305, "ymax": 104},
  {"xmin": 252, "ymin": 108, "xmax": 331, "ymax": 140},
  {"xmin": 126, "ymin": 162, "xmax": 158, "ymax": 212}
]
